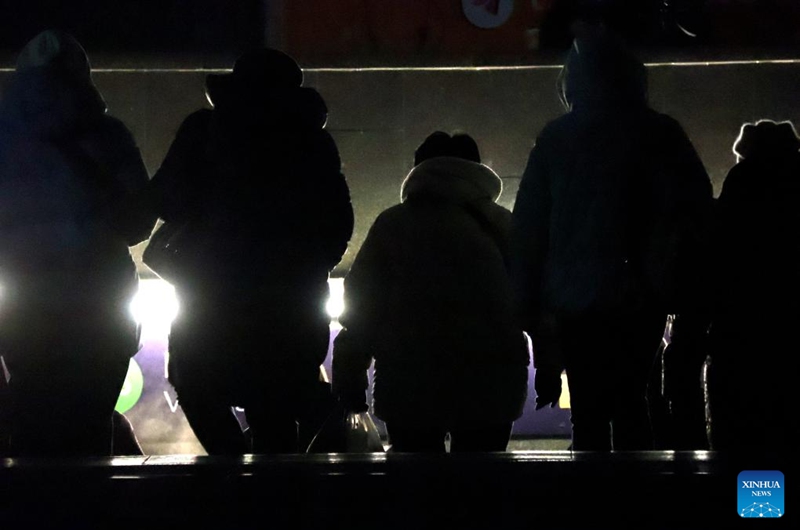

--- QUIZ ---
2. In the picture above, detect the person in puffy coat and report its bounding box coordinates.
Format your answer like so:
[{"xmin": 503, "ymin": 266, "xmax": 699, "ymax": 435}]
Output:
[
  {"xmin": 510, "ymin": 30, "xmax": 713, "ymax": 451},
  {"xmin": 333, "ymin": 131, "xmax": 529, "ymax": 453},
  {"xmin": 148, "ymin": 49, "xmax": 353, "ymax": 454},
  {"xmin": 706, "ymin": 119, "xmax": 800, "ymax": 452},
  {"xmin": 0, "ymin": 30, "xmax": 155, "ymax": 456}
]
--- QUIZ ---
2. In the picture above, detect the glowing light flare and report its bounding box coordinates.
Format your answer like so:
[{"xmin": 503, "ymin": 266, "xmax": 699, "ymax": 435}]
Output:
[
  {"xmin": 130, "ymin": 277, "xmax": 343, "ymax": 327},
  {"xmin": 129, "ymin": 279, "xmax": 179, "ymax": 327},
  {"xmin": 326, "ymin": 277, "xmax": 345, "ymax": 319}
]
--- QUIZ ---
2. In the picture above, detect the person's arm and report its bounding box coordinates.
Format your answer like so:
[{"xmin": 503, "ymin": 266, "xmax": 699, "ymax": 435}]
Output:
[
  {"xmin": 148, "ymin": 110, "xmax": 212, "ymax": 225},
  {"xmin": 80, "ymin": 116, "xmax": 157, "ymax": 246},
  {"xmin": 316, "ymin": 132, "xmax": 355, "ymax": 270},
  {"xmin": 331, "ymin": 213, "xmax": 393, "ymax": 411},
  {"xmin": 510, "ymin": 139, "xmax": 552, "ymax": 335},
  {"xmin": 644, "ymin": 115, "xmax": 715, "ymax": 314},
  {"xmin": 511, "ymin": 137, "xmax": 562, "ymax": 409}
]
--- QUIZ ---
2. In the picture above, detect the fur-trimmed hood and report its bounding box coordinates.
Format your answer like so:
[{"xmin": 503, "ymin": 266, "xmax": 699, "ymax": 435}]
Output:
[{"xmin": 400, "ymin": 156, "xmax": 502, "ymax": 204}]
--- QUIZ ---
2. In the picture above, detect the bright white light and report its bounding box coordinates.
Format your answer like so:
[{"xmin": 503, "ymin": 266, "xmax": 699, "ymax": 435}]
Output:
[
  {"xmin": 130, "ymin": 278, "xmax": 342, "ymax": 326},
  {"xmin": 129, "ymin": 279, "xmax": 179, "ymax": 327},
  {"xmin": 326, "ymin": 277, "xmax": 345, "ymax": 319}
]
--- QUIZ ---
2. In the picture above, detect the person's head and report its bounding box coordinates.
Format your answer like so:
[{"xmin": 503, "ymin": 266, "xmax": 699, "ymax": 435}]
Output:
[
  {"xmin": 413, "ymin": 131, "xmax": 481, "ymax": 166},
  {"xmin": 733, "ymin": 120, "xmax": 800, "ymax": 162},
  {"xmin": 15, "ymin": 30, "xmax": 92, "ymax": 81},
  {"xmin": 205, "ymin": 48, "xmax": 303, "ymax": 107},
  {"xmin": 558, "ymin": 28, "xmax": 647, "ymax": 111},
  {"xmin": 3, "ymin": 30, "xmax": 106, "ymax": 130}
]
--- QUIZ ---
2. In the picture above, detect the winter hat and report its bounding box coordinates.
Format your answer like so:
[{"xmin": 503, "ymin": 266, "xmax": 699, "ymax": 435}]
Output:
[
  {"xmin": 205, "ymin": 48, "xmax": 303, "ymax": 107},
  {"xmin": 733, "ymin": 120, "xmax": 800, "ymax": 161},
  {"xmin": 16, "ymin": 30, "xmax": 92, "ymax": 80}
]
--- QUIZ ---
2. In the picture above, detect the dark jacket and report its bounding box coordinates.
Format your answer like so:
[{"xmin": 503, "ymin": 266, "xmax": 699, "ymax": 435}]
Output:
[
  {"xmin": 149, "ymin": 84, "xmax": 353, "ymax": 371},
  {"xmin": 0, "ymin": 62, "xmax": 153, "ymax": 356},
  {"xmin": 704, "ymin": 122, "xmax": 800, "ymax": 450},
  {"xmin": 333, "ymin": 157, "xmax": 529, "ymax": 426},
  {"xmin": 150, "ymin": 86, "xmax": 353, "ymax": 297},
  {"xmin": 511, "ymin": 35, "xmax": 713, "ymax": 366},
  {"xmin": 710, "ymin": 127, "xmax": 800, "ymax": 349}
]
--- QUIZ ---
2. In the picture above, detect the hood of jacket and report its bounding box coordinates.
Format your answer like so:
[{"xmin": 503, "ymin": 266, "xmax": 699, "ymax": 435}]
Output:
[
  {"xmin": 0, "ymin": 30, "xmax": 106, "ymax": 138},
  {"xmin": 558, "ymin": 33, "xmax": 647, "ymax": 112},
  {"xmin": 400, "ymin": 156, "xmax": 502, "ymax": 204}
]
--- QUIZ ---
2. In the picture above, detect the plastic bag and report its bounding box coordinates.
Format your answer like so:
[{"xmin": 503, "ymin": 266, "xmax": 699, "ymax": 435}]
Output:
[{"xmin": 306, "ymin": 403, "xmax": 385, "ymax": 453}]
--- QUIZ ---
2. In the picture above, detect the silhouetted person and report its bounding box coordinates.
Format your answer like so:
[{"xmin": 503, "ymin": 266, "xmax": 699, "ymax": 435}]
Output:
[
  {"xmin": 148, "ymin": 49, "xmax": 353, "ymax": 454},
  {"xmin": 510, "ymin": 30, "xmax": 712, "ymax": 451},
  {"xmin": 706, "ymin": 120, "xmax": 800, "ymax": 452},
  {"xmin": 0, "ymin": 31, "xmax": 155, "ymax": 456},
  {"xmin": 333, "ymin": 132, "xmax": 529, "ymax": 453}
]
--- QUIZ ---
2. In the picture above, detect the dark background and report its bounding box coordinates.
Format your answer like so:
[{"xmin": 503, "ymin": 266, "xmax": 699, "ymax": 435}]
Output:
[
  {"xmin": 2, "ymin": 1, "xmax": 800, "ymax": 67},
  {"xmin": 0, "ymin": 1, "xmax": 264, "ymax": 54}
]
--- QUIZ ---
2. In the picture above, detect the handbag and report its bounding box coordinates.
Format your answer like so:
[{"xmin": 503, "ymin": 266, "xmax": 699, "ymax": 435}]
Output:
[{"xmin": 306, "ymin": 402, "xmax": 385, "ymax": 453}]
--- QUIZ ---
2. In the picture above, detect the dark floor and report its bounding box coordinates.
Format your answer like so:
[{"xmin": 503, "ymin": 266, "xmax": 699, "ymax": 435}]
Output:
[{"xmin": 1, "ymin": 449, "xmax": 793, "ymax": 529}]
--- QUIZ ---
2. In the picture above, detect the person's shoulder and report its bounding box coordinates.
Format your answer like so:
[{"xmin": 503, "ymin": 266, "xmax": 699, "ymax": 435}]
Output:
[
  {"xmin": 175, "ymin": 108, "xmax": 213, "ymax": 132},
  {"xmin": 78, "ymin": 114, "xmax": 139, "ymax": 150},
  {"xmin": 370, "ymin": 202, "xmax": 420, "ymax": 232},
  {"xmin": 374, "ymin": 203, "xmax": 405, "ymax": 224},
  {"xmin": 486, "ymin": 200, "xmax": 513, "ymax": 218},
  {"xmin": 182, "ymin": 108, "xmax": 213, "ymax": 124},
  {"xmin": 529, "ymin": 113, "xmax": 584, "ymax": 153},
  {"xmin": 538, "ymin": 113, "xmax": 574, "ymax": 138},
  {"xmin": 92, "ymin": 114, "xmax": 135, "ymax": 136},
  {"xmin": 643, "ymin": 108, "xmax": 688, "ymax": 136},
  {"xmin": 720, "ymin": 160, "xmax": 751, "ymax": 190}
]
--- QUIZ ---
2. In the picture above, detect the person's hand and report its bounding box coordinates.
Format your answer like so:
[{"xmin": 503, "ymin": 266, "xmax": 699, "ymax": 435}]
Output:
[
  {"xmin": 339, "ymin": 392, "xmax": 368, "ymax": 413},
  {"xmin": 534, "ymin": 366, "xmax": 563, "ymax": 410}
]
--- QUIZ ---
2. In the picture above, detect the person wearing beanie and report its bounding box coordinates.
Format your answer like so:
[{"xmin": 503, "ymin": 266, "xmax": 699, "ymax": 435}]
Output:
[
  {"xmin": 332, "ymin": 131, "xmax": 529, "ymax": 452},
  {"xmin": 705, "ymin": 119, "xmax": 800, "ymax": 452},
  {"xmin": 0, "ymin": 30, "xmax": 155, "ymax": 456},
  {"xmin": 146, "ymin": 48, "xmax": 353, "ymax": 454}
]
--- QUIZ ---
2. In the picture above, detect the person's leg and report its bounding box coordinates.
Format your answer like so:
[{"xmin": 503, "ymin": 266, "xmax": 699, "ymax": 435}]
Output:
[
  {"xmin": 297, "ymin": 378, "xmax": 336, "ymax": 453},
  {"xmin": 112, "ymin": 411, "xmax": 144, "ymax": 455},
  {"xmin": 7, "ymin": 341, "xmax": 131, "ymax": 456},
  {"xmin": 244, "ymin": 315, "xmax": 332, "ymax": 454},
  {"xmin": 560, "ymin": 316, "xmax": 614, "ymax": 451},
  {"xmin": 610, "ymin": 312, "xmax": 665, "ymax": 451},
  {"xmin": 8, "ymin": 356, "xmax": 99, "ymax": 456},
  {"xmin": 246, "ymin": 405, "xmax": 299, "ymax": 454},
  {"xmin": 175, "ymin": 391, "xmax": 248, "ymax": 455},
  {"xmin": 668, "ymin": 360, "xmax": 710, "ymax": 450},
  {"xmin": 386, "ymin": 422, "xmax": 446, "ymax": 453},
  {"xmin": 449, "ymin": 422, "xmax": 513, "ymax": 452},
  {"xmin": 168, "ymin": 307, "xmax": 249, "ymax": 455}
]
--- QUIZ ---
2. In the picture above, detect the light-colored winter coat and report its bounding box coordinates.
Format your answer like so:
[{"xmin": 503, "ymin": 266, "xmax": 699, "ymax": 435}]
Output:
[{"xmin": 333, "ymin": 157, "xmax": 529, "ymax": 426}]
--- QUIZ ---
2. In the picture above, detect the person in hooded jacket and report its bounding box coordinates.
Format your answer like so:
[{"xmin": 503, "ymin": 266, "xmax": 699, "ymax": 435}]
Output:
[
  {"xmin": 510, "ymin": 30, "xmax": 713, "ymax": 451},
  {"xmin": 0, "ymin": 31, "xmax": 155, "ymax": 456},
  {"xmin": 147, "ymin": 49, "xmax": 353, "ymax": 454},
  {"xmin": 332, "ymin": 132, "xmax": 529, "ymax": 453},
  {"xmin": 705, "ymin": 120, "xmax": 800, "ymax": 452}
]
